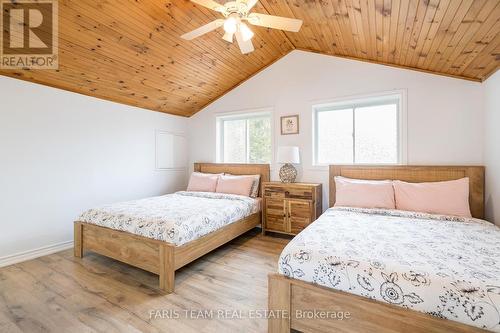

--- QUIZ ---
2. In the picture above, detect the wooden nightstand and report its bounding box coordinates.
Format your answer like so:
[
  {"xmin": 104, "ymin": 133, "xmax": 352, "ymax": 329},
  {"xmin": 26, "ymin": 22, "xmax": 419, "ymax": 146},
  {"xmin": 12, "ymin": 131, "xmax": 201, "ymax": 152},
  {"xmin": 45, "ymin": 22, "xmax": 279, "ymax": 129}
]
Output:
[{"xmin": 262, "ymin": 182, "xmax": 322, "ymax": 236}]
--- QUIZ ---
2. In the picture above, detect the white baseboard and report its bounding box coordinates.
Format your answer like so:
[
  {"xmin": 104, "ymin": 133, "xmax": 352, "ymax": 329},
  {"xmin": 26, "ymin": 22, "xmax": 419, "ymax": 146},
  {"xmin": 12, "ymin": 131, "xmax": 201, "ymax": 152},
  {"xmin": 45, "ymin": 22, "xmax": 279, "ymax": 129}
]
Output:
[{"xmin": 0, "ymin": 240, "xmax": 74, "ymax": 268}]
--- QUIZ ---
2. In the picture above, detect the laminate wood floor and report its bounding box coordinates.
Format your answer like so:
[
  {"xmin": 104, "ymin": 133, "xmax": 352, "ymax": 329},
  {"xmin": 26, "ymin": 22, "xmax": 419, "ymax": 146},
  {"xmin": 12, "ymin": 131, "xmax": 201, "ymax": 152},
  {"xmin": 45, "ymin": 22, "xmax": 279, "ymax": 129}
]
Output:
[{"xmin": 0, "ymin": 229, "xmax": 290, "ymax": 333}]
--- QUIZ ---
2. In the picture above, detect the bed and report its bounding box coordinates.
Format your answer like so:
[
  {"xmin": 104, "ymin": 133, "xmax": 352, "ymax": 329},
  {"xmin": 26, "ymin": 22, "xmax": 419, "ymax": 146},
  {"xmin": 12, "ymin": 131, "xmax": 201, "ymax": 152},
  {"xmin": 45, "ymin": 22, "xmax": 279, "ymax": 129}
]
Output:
[
  {"xmin": 268, "ymin": 165, "xmax": 499, "ymax": 333},
  {"xmin": 74, "ymin": 163, "xmax": 269, "ymax": 293}
]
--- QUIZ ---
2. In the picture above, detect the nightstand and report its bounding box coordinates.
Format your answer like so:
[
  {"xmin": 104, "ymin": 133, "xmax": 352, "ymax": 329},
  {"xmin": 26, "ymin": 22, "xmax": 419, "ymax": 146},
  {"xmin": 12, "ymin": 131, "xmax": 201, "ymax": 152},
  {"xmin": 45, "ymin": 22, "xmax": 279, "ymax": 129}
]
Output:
[{"xmin": 262, "ymin": 182, "xmax": 322, "ymax": 236}]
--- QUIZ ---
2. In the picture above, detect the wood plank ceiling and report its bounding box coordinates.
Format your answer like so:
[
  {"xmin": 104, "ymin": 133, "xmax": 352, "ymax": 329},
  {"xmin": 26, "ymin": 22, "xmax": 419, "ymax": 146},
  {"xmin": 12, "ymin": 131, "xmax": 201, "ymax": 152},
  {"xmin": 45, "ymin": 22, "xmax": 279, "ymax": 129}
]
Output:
[{"xmin": 1, "ymin": 0, "xmax": 499, "ymax": 117}]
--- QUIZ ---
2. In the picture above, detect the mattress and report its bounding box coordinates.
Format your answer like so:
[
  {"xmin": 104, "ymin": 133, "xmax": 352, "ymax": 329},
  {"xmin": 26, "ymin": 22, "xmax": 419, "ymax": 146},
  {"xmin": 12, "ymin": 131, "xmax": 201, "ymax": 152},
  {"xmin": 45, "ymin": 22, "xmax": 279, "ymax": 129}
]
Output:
[
  {"xmin": 278, "ymin": 207, "xmax": 500, "ymax": 332},
  {"xmin": 78, "ymin": 191, "xmax": 260, "ymax": 246}
]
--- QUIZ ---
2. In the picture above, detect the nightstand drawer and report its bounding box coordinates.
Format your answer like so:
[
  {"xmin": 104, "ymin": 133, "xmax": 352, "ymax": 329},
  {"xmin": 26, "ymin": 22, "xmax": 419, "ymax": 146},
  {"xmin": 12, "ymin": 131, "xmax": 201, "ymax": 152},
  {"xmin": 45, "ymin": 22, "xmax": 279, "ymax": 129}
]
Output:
[
  {"xmin": 264, "ymin": 186, "xmax": 285, "ymax": 199},
  {"xmin": 264, "ymin": 186, "xmax": 313, "ymax": 200},
  {"xmin": 285, "ymin": 188, "xmax": 313, "ymax": 200}
]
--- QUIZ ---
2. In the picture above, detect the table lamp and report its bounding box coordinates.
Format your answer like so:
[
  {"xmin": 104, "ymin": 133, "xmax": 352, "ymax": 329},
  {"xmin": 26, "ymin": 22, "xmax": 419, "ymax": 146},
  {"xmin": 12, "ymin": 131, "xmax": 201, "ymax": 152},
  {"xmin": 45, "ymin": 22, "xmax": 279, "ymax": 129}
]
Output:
[{"xmin": 277, "ymin": 146, "xmax": 300, "ymax": 183}]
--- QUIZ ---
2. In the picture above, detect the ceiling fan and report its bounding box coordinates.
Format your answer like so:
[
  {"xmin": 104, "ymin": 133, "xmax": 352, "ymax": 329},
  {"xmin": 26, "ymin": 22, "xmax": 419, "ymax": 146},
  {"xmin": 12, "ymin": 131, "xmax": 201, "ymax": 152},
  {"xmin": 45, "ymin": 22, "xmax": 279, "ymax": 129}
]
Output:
[{"xmin": 181, "ymin": 0, "xmax": 303, "ymax": 54}]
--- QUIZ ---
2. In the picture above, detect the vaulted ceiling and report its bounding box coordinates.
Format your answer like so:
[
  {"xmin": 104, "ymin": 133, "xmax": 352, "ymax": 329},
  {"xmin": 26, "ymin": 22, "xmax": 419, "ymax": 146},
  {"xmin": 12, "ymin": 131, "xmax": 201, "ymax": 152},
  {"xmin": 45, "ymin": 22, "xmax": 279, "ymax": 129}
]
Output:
[{"xmin": 1, "ymin": 0, "xmax": 499, "ymax": 117}]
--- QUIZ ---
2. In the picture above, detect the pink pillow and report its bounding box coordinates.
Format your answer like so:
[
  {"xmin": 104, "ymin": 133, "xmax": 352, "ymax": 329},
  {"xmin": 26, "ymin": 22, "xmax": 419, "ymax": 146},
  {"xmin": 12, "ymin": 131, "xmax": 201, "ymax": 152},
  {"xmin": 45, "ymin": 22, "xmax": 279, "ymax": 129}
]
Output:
[
  {"xmin": 224, "ymin": 174, "xmax": 261, "ymax": 198},
  {"xmin": 393, "ymin": 178, "xmax": 471, "ymax": 217},
  {"xmin": 334, "ymin": 176, "xmax": 395, "ymax": 209},
  {"xmin": 216, "ymin": 175, "xmax": 254, "ymax": 197},
  {"xmin": 187, "ymin": 172, "xmax": 220, "ymax": 192}
]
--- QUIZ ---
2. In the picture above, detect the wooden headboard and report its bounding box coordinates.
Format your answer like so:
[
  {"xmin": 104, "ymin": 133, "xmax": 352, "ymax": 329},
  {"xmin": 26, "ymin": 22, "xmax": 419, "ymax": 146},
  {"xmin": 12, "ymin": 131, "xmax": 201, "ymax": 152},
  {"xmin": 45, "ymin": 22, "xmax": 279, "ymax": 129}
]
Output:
[
  {"xmin": 193, "ymin": 163, "xmax": 270, "ymax": 197},
  {"xmin": 329, "ymin": 165, "xmax": 485, "ymax": 219}
]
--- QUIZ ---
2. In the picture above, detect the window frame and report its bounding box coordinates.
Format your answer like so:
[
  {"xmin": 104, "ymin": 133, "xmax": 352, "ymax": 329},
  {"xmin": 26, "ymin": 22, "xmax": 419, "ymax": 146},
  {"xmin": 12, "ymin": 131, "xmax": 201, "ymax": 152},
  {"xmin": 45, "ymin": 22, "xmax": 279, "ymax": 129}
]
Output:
[
  {"xmin": 312, "ymin": 91, "xmax": 407, "ymax": 167},
  {"xmin": 216, "ymin": 108, "xmax": 274, "ymax": 164}
]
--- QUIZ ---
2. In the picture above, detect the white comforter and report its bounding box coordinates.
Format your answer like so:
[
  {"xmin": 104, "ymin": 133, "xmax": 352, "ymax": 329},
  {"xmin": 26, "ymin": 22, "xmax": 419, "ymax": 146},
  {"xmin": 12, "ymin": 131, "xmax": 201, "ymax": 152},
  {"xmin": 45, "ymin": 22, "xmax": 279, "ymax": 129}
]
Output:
[
  {"xmin": 278, "ymin": 207, "xmax": 500, "ymax": 332},
  {"xmin": 77, "ymin": 191, "xmax": 258, "ymax": 246}
]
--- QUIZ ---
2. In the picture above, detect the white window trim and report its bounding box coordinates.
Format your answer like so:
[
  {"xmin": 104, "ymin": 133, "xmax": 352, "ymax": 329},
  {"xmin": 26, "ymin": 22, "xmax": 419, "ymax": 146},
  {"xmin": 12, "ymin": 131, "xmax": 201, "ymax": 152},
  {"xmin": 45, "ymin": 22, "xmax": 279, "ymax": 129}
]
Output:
[
  {"xmin": 215, "ymin": 107, "xmax": 275, "ymax": 164},
  {"xmin": 312, "ymin": 90, "xmax": 408, "ymax": 168}
]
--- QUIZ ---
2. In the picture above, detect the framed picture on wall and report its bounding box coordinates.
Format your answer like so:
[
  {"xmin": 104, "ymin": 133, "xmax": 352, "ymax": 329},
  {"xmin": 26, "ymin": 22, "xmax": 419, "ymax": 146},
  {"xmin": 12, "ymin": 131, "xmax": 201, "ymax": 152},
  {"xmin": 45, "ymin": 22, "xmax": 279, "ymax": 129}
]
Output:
[{"xmin": 281, "ymin": 115, "xmax": 299, "ymax": 135}]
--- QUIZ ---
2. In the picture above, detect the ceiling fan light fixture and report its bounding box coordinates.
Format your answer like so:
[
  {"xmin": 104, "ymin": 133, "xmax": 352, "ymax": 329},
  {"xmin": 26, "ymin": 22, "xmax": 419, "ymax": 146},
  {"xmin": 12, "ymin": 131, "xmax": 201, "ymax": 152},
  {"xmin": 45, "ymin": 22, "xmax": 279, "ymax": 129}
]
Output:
[
  {"xmin": 239, "ymin": 22, "xmax": 254, "ymax": 41},
  {"xmin": 181, "ymin": 0, "xmax": 303, "ymax": 55},
  {"xmin": 223, "ymin": 17, "xmax": 238, "ymax": 34},
  {"xmin": 222, "ymin": 31, "xmax": 234, "ymax": 43}
]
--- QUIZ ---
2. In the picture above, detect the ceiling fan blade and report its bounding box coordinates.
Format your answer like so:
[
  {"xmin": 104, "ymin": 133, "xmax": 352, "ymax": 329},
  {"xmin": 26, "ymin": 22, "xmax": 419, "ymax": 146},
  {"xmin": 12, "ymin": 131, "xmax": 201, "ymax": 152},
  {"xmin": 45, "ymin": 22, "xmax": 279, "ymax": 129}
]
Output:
[
  {"xmin": 235, "ymin": 30, "xmax": 254, "ymax": 54},
  {"xmin": 245, "ymin": 0, "xmax": 259, "ymax": 10},
  {"xmin": 190, "ymin": 0, "xmax": 226, "ymax": 13},
  {"xmin": 181, "ymin": 19, "xmax": 224, "ymax": 40},
  {"xmin": 247, "ymin": 13, "xmax": 302, "ymax": 32}
]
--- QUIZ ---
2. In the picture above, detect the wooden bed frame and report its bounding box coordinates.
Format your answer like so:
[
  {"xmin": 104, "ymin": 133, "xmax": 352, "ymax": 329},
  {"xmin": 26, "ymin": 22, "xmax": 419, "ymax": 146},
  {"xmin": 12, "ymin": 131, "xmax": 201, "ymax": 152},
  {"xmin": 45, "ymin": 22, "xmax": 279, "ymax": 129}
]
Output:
[
  {"xmin": 269, "ymin": 165, "xmax": 487, "ymax": 333},
  {"xmin": 74, "ymin": 163, "xmax": 270, "ymax": 293}
]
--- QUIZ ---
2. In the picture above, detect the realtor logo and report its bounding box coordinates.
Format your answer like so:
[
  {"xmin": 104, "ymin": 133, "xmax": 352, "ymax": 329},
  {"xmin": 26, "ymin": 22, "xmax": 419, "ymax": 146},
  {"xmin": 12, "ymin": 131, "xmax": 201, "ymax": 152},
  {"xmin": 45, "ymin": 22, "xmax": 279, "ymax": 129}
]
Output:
[{"xmin": 1, "ymin": 0, "xmax": 58, "ymax": 69}]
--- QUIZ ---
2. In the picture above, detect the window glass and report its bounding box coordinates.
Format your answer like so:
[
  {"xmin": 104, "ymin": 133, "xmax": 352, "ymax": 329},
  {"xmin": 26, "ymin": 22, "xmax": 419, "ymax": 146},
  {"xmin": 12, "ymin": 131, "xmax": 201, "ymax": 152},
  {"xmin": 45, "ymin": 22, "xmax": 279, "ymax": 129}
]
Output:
[
  {"xmin": 314, "ymin": 96, "xmax": 401, "ymax": 165},
  {"xmin": 223, "ymin": 119, "xmax": 246, "ymax": 163},
  {"xmin": 355, "ymin": 104, "xmax": 398, "ymax": 164},
  {"xmin": 248, "ymin": 116, "xmax": 272, "ymax": 163},
  {"xmin": 317, "ymin": 108, "xmax": 353, "ymax": 164},
  {"xmin": 218, "ymin": 113, "xmax": 272, "ymax": 164}
]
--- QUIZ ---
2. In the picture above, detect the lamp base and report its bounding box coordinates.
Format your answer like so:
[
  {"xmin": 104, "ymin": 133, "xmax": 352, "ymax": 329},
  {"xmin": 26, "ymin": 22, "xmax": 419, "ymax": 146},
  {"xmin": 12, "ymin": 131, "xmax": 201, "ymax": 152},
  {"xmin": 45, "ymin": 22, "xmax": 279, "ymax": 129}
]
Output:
[{"xmin": 279, "ymin": 163, "xmax": 297, "ymax": 183}]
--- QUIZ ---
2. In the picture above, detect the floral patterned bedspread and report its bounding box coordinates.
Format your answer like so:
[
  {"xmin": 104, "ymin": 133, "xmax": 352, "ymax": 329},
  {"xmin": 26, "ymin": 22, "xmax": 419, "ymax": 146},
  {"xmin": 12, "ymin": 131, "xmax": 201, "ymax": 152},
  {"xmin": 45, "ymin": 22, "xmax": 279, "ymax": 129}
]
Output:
[
  {"xmin": 77, "ymin": 191, "xmax": 258, "ymax": 246},
  {"xmin": 278, "ymin": 207, "xmax": 500, "ymax": 332}
]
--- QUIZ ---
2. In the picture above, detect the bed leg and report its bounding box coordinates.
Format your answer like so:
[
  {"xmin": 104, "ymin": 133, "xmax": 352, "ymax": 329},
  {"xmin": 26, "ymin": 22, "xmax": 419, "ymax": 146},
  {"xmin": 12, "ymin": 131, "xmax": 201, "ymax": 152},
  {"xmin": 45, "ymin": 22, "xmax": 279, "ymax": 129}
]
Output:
[
  {"xmin": 268, "ymin": 274, "xmax": 291, "ymax": 333},
  {"xmin": 159, "ymin": 245, "xmax": 175, "ymax": 294},
  {"xmin": 74, "ymin": 222, "xmax": 83, "ymax": 258}
]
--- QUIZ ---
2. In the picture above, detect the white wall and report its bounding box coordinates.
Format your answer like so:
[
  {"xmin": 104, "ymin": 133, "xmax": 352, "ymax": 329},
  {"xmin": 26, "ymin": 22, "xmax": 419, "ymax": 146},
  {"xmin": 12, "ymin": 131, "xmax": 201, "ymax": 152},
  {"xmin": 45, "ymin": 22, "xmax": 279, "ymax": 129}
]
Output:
[
  {"xmin": 484, "ymin": 70, "xmax": 500, "ymax": 226},
  {"xmin": 0, "ymin": 50, "xmax": 493, "ymax": 264},
  {"xmin": 189, "ymin": 50, "xmax": 485, "ymax": 211},
  {"xmin": 0, "ymin": 76, "xmax": 189, "ymax": 264}
]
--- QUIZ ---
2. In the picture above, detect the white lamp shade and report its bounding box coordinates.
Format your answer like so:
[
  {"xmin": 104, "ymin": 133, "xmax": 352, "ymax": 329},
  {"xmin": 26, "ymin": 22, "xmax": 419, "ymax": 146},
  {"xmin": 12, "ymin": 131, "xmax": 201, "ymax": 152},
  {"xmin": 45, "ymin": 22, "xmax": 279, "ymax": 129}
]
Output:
[{"xmin": 277, "ymin": 146, "xmax": 300, "ymax": 164}]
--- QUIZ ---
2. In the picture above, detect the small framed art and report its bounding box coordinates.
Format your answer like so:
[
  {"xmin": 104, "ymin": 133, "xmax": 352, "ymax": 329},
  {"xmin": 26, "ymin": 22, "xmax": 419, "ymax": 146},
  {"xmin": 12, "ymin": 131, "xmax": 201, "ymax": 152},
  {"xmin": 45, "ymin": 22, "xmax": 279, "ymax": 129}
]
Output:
[{"xmin": 280, "ymin": 115, "xmax": 299, "ymax": 135}]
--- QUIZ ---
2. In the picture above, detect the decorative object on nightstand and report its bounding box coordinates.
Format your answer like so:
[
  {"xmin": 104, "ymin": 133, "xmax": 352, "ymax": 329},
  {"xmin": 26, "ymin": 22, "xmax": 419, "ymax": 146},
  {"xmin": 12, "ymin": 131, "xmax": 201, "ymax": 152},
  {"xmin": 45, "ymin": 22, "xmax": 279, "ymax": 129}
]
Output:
[
  {"xmin": 262, "ymin": 182, "xmax": 322, "ymax": 236},
  {"xmin": 278, "ymin": 146, "xmax": 300, "ymax": 183}
]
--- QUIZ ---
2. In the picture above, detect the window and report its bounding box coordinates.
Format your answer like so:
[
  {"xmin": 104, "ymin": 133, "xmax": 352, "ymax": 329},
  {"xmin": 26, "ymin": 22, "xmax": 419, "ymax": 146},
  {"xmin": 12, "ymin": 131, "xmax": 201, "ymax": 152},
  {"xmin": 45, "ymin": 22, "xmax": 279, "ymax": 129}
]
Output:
[
  {"xmin": 217, "ymin": 111, "xmax": 272, "ymax": 164},
  {"xmin": 313, "ymin": 93, "xmax": 405, "ymax": 165}
]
